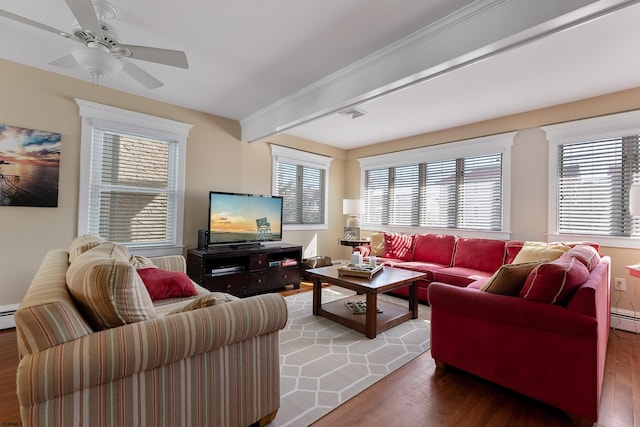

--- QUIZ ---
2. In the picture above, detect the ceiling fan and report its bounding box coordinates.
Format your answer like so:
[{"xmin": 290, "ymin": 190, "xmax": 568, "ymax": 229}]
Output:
[{"xmin": 0, "ymin": 0, "xmax": 189, "ymax": 89}]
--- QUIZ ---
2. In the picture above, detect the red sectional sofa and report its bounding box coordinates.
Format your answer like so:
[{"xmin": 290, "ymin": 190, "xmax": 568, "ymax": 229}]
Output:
[
  {"xmin": 354, "ymin": 233, "xmax": 524, "ymax": 302},
  {"xmin": 355, "ymin": 233, "xmax": 610, "ymax": 424}
]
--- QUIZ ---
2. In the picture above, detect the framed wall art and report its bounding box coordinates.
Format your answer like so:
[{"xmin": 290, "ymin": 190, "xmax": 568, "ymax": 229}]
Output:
[{"xmin": 0, "ymin": 123, "xmax": 61, "ymax": 207}]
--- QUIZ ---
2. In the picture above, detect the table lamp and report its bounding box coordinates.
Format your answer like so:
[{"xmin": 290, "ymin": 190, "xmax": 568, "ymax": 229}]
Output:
[
  {"xmin": 627, "ymin": 184, "xmax": 640, "ymax": 278},
  {"xmin": 343, "ymin": 199, "xmax": 363, "ymax": 228}
]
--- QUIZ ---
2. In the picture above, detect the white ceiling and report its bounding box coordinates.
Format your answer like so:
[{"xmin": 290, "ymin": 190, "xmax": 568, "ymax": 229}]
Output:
[{"xmin": 1, "ymin": 0, "xmax": 639, "ymax": 149}]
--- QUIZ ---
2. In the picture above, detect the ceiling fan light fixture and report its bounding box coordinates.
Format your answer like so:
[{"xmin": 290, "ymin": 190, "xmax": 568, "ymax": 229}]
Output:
[{"xmin": 72, "ymin": 46, "xmax": 123, "ymax": 79}]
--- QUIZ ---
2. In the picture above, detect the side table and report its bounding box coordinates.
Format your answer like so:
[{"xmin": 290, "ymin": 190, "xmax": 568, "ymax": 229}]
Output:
[{"xmin": 338, "ymin": 238, "xmax": 370, "ymax": 248}]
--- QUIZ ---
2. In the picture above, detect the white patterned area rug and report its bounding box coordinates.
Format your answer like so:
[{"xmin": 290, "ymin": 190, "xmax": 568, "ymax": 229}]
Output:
[{"xmin": 271, "ymin": 286, "xmax": 431, "ymax": 427}]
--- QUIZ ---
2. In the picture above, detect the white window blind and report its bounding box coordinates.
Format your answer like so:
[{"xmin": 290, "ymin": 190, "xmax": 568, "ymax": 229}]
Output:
[
  {"xmin": 271, "ymin": 145, "xmax": 332, "ymax": 228},
  {"xmin": 557, "ymin": 136, "xmax": 639, "ymax": 236},
  {"xmin": 275, "ymin": 161, "xmax": 325, "ymax": 224},
  {"xmin": 76, "ymin": 99, "xmax": 191, "ymax": 256},
  {"xmin": 363, "ymin": 153, "xmax": 503, "ymax": 231},
  {"xmin": 88, "ymin": 128, "xmax": 178, "ymax": 244},
  {"xmin": 459, "ymin": 154, "xmax": 503, "ymax": 230}
]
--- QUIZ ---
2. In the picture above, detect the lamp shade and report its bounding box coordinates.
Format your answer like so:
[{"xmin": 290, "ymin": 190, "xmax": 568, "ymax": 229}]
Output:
[
  {"xmin": 342, "ymin": 199, "xmax": 363, "ymax": 215},
  {"xmin": 630, "ymin": 184, "xmax": 640, "ymax": 216}
]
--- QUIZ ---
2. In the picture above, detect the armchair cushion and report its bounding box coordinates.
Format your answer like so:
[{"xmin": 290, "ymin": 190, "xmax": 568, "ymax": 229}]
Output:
[
  {"xmin": 520, "ymin": 257, "xmax": 590, "ymax": 304},
  {"xmin": 480, "ymin": 260, "xmax": 545, "ymax": 296},
  {"xmin": 66, "ymin": 242, "xmax": 157, "ymax": 330},
  {"xmin": 137, "ymin": 267, "xmax": 198, "ymax": 301}
]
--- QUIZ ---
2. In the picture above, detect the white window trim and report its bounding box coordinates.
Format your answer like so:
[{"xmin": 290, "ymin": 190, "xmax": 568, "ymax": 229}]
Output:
[
  {"xmin": 271, "ymin": 144, "xmax": 332, "ymax": 231},
  {"xmin": 76, "ymin": 99, "xmax": 193, "ymax": 256},
  {"xmin": 358, "ymin": 132, "xmax": 515, "ymax": 240},
  {"xmin": 544, "ymin": 109, "xmax": 640, "ymax": 249}
]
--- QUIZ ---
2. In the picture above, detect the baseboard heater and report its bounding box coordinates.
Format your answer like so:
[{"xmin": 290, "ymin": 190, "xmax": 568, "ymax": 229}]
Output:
[
  {"xmin": 610, "ymin": 308, "xmax": 640, "ymax": 334},
  {"xmin": 0, "ymin": 304, "xmax": 19, "ymax": 330}
]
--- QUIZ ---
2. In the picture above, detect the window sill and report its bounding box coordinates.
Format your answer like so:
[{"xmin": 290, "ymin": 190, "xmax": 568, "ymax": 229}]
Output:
[
  {"xmin": 284, "ymin": 224, "xmax": 328, "ymax": 232},
  {"xmin": 124, "ymin": 244, "xmax": 185, "ymax": 257},
  {"xmin": 547, "ymin": 233, "xmax": 640, "ymax": 250}
]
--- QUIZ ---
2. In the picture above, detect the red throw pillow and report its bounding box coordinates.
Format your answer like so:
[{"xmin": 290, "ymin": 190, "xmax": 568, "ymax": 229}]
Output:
[
  {"xmin": 383, "ymin": 233, "xmax": 414, "ymax": 261},
  {"xmin": 137, "ymin": 268, "xmax": 198, "ymax": 301},
  {"xmin": 519, "ymin": 257, "xmax": 589, "ymax": 305},
  {"xmin": 562, "ymin": 245, "xmax": 601, "ymax": 271}
]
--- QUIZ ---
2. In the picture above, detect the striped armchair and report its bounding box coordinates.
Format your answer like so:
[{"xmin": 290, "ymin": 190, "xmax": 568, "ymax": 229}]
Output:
[{"xmin": 15, "ymin": 244, "xmax": 288, "ymax": 427}]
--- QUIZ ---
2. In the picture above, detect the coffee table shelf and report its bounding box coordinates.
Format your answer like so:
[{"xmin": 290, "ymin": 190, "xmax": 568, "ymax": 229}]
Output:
[{"xmin": 320, "ymin": 295, "xmax": 413, "ymax": 336}]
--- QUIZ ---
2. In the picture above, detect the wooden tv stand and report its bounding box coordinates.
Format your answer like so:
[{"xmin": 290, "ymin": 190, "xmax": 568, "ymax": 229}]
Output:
[{"xmin": 186, "ymin": 243, "xmax": 302, "ymax": 297}]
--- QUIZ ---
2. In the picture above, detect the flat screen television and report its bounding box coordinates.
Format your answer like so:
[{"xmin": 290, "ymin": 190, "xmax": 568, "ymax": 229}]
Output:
[{"xmin": 208, "ymin": 191, "xmax": 283, "ymax": 246}]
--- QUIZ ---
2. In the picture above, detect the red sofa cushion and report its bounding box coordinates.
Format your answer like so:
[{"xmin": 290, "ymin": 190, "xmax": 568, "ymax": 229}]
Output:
[
  {"xmin": 519, "ymin": 257, "xmax": 590, "ymax": 305},
  {"xmin": 383, "ymin": 233, "xmax": 414, "ymax": 261},
  {"xmin": 413, "ymin": 234, "xmax": 457, "ymax": 266},
  {"xmin": 432, "ymin": 266, "xmax": 492, "ymax": 287},
  {"xmin": 452, "ymin": 238, "xmax": 506, "ymax": 273}
]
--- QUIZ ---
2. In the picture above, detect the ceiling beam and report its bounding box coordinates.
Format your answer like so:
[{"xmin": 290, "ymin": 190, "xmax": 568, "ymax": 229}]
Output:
[{"xmin": 240, "ymin": 0, "xmax": 639, "ymax": 143}]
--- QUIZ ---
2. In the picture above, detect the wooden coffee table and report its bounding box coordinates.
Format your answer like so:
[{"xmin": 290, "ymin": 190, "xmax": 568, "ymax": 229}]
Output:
[{"xmin": 306, "ymin": 265, "xmax": 427, "ymax": 339}]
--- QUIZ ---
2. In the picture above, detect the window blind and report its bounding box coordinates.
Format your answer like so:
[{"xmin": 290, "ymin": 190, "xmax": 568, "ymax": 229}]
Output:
[
  {"xmin": 363, "ymin": 153, "xmax": 503, "ymax": 230},
  {"xmin": 458, "ymin": 154, "xmax": 502, "ymax": 230},
  {"xmin": 275, "ymin": 161, "xmax": 325, "ymax": 224},
  {"xmin": 558, "ymin": 136, "xmax": 640, "ymax": 236},
  {"xmin": 88, "ymin": 128, "xmax": 178, "ymax": 244}
]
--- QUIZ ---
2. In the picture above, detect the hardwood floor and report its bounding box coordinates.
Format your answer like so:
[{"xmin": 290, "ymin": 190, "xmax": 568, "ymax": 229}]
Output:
[
  {"xmin": 0, "ymin": 328, "xmax": 21, "ymax": 425},
  {"xmin": 312, "ymin": 328, "xmax": 640, "ymax": 427},
  {"xmin": 3, "ymin": 286, "xmax": 640, "ymax": 426}
]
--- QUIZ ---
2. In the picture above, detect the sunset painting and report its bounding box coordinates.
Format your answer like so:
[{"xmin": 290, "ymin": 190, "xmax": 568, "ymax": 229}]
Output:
[{"xmin": 0, "ymin": 123, "xmax": 61, "ymax": 207}]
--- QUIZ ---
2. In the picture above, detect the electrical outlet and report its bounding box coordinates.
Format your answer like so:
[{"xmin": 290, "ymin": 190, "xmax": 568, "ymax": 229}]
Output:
[{"xmin": 614, "ymin": 277, "xmax": 626, "ymax": 291}]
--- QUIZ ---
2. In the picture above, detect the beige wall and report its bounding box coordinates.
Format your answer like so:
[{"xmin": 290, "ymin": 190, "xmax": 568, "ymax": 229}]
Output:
[
  {"xmin": 2, "ymin": 57, "xmax": 640, "ymax": 311},
  {"xmin": 0, "ymin": 59, "xmax": 348, "ymax": 306}
]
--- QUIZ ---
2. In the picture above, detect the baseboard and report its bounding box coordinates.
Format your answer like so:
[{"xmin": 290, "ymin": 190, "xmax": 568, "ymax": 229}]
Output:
[
  {"xmin": 611, "ymin": 308, "xmax": 640, "ymax": 334},
  {"xmin": 0, "ymin": 304, "xmax": 19, "ymax": 330}
]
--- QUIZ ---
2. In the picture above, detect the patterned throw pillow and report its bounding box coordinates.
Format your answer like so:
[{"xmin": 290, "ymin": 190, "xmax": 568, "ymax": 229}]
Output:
[
  {"xmin": 137, "ymin": 267, "xmax": 198, "ymax": 301},
  {"xmin": 66, "ymin": 242, "xmax": 157, "ymax": 330},
  {"xmin": 480, "ymin": 260, "xmax": 546, "ymax": 296},
  {"xmin": 383, "ymin": 233, "xmax": 414, "ymax": 261},
  {"xmin": 519, "ymin": 257, "xmax": 590, "ymax": 305},
  {"xmin": 512, "ymin": 241, "xmax": 570, "ymax": 264}
]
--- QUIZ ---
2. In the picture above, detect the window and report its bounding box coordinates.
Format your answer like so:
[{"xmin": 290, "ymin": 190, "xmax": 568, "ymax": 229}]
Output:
[
  {"xmin": 545, "ymin": 110, "xmax": 640, "ymax": 248},
  {"xmin": 271, "ymin": 145, "xmax": 332, "ymax": 229},
  {"xmin": 76, "ymin": 99, "xmax": 192, "ymax": 256},
  {"xmin": 359, "ymin": 133, "xmax": 513, "ymax": 238}
]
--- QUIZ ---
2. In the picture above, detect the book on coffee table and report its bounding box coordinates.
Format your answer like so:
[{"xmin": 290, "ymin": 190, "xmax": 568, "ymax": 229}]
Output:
[{"xmin": 337, "ymin": 263, "xmax": 383, "ymax": 278}]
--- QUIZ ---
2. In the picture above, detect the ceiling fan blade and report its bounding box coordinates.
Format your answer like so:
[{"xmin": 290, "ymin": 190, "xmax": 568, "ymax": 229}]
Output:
[
  {"xmin": 65, "ymin": 0, "xmax": 103, "ymax": 39},
  {"xmin": 122, "ymin": 61, "xmax": 163, "ymax": 89},
  {"xmin": 0, "ymin": 9, "xmax": 73, "ymax": 38},
  {"xmin": 49, "ymin": 53, "xmax": 77, "ymax": 68},
  {"xmin": 120, "ymin": 44, "xmax": 189, "ymax": 69}
]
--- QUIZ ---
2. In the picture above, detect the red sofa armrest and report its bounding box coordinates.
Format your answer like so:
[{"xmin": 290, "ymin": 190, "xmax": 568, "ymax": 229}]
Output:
[{"xmin": 428, "ymin": 283, "xmax": 597, "ymax": 338}]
